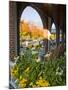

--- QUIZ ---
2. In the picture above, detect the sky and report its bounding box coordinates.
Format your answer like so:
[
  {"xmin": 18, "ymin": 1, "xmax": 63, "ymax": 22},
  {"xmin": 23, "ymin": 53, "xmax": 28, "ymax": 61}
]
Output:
[
  {"xmin": 51, "ymin": 23, "xmax": 56, "ymax": 33},
  {"xmin": 20, "ymin": 6, "xmax": 43, "ymax": 28},
  {"xmin": 20, "ymin": 6, "xmax": 56, "ymax": 32}
]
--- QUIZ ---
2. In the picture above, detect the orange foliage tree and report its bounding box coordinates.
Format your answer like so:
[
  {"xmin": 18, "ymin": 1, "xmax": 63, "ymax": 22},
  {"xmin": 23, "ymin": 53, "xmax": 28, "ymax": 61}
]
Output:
[{"xmin": 20, "ymin": 20, "xmax": 51, "ymax": 40}]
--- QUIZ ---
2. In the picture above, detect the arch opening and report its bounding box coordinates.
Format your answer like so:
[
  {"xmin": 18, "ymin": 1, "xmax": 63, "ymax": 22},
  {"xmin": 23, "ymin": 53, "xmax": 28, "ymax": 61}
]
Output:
[
  {"xmin": 50, "ymin": 22, "xmax": 57, "ymax": 50},
  {"xmin": 20, "ymin": 6, "xmax": 43, "ymax": 28},
  {"xmin": 19, "ymin": 6, "xmax": 50, "ymax": 56}
]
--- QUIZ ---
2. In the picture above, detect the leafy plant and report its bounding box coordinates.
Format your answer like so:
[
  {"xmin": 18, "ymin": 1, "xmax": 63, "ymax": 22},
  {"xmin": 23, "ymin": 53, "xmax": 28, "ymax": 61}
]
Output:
[{"xmin": 11, "ymin": 48, "xmax": 66, "ymax": 88}]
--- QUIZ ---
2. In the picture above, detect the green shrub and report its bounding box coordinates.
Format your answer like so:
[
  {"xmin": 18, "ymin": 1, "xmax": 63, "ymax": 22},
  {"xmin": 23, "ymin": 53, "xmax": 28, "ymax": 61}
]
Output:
[{"xmin": 11, "ymin": 48, "xmax": 66, "ymax": 87}]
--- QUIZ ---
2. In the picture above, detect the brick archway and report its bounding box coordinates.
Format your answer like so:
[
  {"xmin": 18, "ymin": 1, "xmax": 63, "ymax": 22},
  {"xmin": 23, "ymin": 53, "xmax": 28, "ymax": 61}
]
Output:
[
  {"xmin": 17, "ymin": 3, "xmax": 48, "ymax": 55},
  {"xmin": 9, "ymin": 1, "xmax": 66, "ymax": 61}
]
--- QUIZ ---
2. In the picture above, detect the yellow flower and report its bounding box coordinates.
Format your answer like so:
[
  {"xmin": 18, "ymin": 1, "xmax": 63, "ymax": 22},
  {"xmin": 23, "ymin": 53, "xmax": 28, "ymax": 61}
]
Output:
[
  {"xmin": 29, "ymin": 82, "xmax": 33, "ymax": 86},
  {"xmin": 19, "ymin": 83, "xmax": 26, "ymax": 88},
  {"xmin": 25, "ymin": 67, "xmax": 30, "ymax": 73},
  {"xmin": 36, "ymin": 79, "xmax": 49, "ymax": 87},
  {"xmin": 19, "ymin": 78, "xmax": 27, "ymax": 88},
  {"xmin": 20, "ymin": 76, "xmax": 22, "ymax": 80},
  {"xmin": 20, "ymin": 78, "xmax": 27, "ymax": 83},
  {"xmin": 11, "ymin": 64, "xmax": 19, "ymax": 80},
  {"xmin": 11, "ymin": 67, "xmax": 18, "ymax": 78}
]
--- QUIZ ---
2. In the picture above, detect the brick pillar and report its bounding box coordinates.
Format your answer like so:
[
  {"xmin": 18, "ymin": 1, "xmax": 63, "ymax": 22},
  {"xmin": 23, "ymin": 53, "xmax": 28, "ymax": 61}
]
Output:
[
  {"xmin": 48, "ymin": 17, "xmax": 51, "ymax": 51},
  {"xmin": 9, "ymin": 1, "xmax": 17, "ymax": 61}
]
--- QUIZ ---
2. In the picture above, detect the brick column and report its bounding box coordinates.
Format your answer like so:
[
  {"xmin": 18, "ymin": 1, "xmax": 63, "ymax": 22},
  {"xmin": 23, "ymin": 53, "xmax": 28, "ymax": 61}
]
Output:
[
  {"xmin": 9, "ymin": 1, "xmax": 17, "ymax": 61},
  {"xmin": 48, "ymin": 17, "xmax": 51, "ymax": 51}
]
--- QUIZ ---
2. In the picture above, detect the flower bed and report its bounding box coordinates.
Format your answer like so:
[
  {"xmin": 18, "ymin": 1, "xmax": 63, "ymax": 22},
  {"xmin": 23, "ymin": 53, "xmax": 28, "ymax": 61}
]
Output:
[{"xmin": 10, "ymin": 48, "xmax": 66, "ymax": 88}]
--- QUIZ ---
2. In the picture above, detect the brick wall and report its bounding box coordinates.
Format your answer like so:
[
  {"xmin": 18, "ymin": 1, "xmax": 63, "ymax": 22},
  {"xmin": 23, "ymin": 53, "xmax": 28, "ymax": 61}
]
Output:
[{"xmin": 9, "ymin": 1, "xmax": 17, "ymax": 61}]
